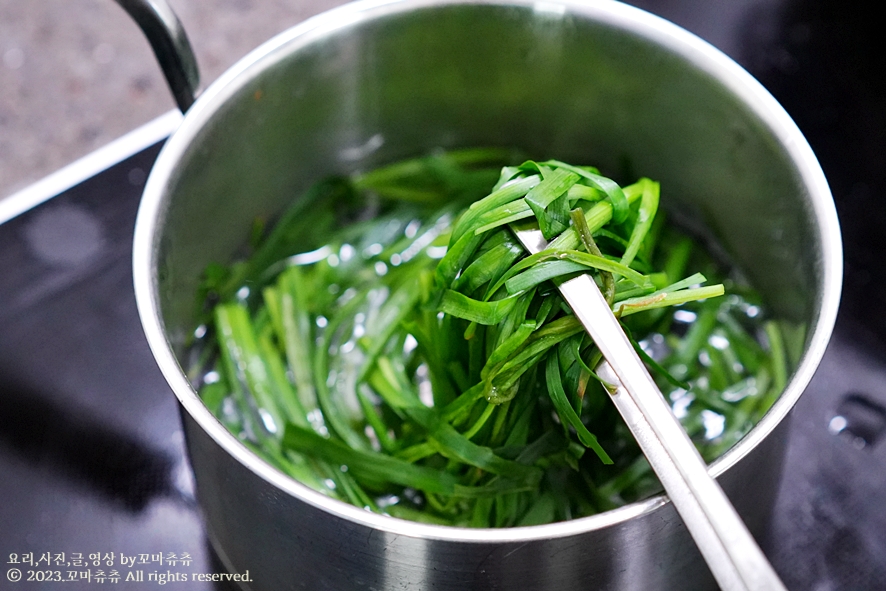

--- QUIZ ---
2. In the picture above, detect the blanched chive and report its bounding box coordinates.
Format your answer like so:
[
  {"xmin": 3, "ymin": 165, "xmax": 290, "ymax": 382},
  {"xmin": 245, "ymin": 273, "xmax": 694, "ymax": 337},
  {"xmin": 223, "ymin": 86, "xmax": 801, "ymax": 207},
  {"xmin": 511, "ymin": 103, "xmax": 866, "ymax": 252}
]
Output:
[
  {"xmin": 451, "ymin": 175, "xmax": 541, "ymax": 244},
  {"xmin": 619, "ymin": 178, "xmax": 660, "ymax": 270},
  {"xmin": 356, "ymin": 385, "xmax": 398, "ymax": 452},
  {"xmin": 257, "ymin": 330, "xmax": 309, "ymax": 428},
  {"xmin": 474, "ymin": 200, "xmax": 534, "ymax": 234},
  {"xmin": 672, "ymin": 305, "xmax": 720, "ymax": 368},
  {"xmin": 546, "ymin": 183, "xmax": 645, "ymax": 252},
  {"xmin": 439, "ymin": 290, "xmax": 519, "ymax": 325},
  {"xmin": 366, "ymin": 357, "xmax": 423, "ymax": 410},
  {"xmin": 214, "ymin": 303, "xmax": 286, "ymax": 438},
  {"xmin": 764, "ymin": 321, "xmax": 789, "ymax": 396},
  {"xmin": 504, "ymin": 260, "xmax": 588, "ymax": 294},
  {"xmin": 545, "ymin": 352, "xmax": 613, "ymax": 464},
  {"xmin": 481, "ymin": 321, "xmax": 537, "ymax": 379},
  {"xmin": 441, "ymin": 382, "xmax": 486, "ymax": 423},
  {"xmin": 454, "ymin": 234, "xmax": 524, "ymax": 294},
  {"xmin": 422, "ymin": 419, "xmax": 543, "ymax": 483},
  {"xmin": 462, "ymin": 403, "xmax": 497, "ymax": 440},
  {"xmin": 524, "ymin": 168, "xmax": 581, "ymax": 239},
  {"xmin": 195, "ymin": 151, "xmax": 789, "ymax": 527},
  {"xmin": 312, "ymin": 290, "xmax": 372, "ymax": 451},
  {"xmin": 355, "ymin": 280, "xmax": 423, "ymax": 383},
  {"xmin": 615, "ymin": 285, "xmax": 725, "ymax": 317},
  {"xmin": 542, "ymin": 160, "xmax": 629, "ymax": 224},
  {"xmin": 570, "ymin": 207, "xmax": 615, "ymax": 305},
  {"xmin": 283, "ymin": 423, "xmax": 458, "ymax": 495},
  {"xmin": 559, "ymin": 251, "xmax": 649, "ymax": 287},
  {"xmin": 275, "ymin": 268, "xmax": 320, "ymax": 413}
]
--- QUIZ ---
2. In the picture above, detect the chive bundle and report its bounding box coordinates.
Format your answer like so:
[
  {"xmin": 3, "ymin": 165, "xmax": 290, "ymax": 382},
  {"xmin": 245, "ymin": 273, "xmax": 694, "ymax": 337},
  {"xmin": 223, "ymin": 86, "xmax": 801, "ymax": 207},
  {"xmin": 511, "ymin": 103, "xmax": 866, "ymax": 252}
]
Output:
[{"xmin": 192, "ymin": 149, "xmax": 797, "ymax": 527}]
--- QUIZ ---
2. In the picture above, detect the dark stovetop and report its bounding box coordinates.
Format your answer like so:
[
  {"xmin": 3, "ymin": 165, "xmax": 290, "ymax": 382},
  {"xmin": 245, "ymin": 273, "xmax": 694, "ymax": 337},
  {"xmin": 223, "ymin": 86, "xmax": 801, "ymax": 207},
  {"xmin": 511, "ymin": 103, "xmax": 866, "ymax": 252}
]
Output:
[{"xmin": 1, "ymin": 1, "xmax": 884, "ymax": 589}]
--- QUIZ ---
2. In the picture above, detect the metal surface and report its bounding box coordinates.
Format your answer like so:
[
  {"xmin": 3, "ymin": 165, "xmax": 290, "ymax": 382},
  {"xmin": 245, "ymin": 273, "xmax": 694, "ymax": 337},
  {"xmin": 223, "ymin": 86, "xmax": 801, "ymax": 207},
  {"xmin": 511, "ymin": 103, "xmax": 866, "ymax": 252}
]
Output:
[
  {"xmin": 112, "ymin": 0, "xmax": 200, "ymax": 112},
  {"xmin": 514, "ymin": 226, "xmax": 787, "ymax": 591},
  {"xmin": 127, "ymin": 0, "xmax": 840, "ymax": 589}
]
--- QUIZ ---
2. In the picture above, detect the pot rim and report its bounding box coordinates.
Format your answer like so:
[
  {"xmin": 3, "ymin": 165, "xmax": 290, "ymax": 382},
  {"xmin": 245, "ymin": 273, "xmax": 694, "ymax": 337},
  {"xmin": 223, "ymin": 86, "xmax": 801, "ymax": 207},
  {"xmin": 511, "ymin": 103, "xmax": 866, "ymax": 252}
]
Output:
[{"xmin": 132, "ymin": 0, "xmax": 842, "ymax": 543}]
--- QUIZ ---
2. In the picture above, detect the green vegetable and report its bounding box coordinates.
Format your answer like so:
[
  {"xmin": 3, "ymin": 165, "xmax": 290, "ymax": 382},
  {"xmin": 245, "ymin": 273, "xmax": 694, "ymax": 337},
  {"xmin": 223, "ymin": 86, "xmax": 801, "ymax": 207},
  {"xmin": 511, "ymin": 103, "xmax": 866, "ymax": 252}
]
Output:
[{"xmin": 192, "ymin": 149, "xmax": 795, "ymax": 527}]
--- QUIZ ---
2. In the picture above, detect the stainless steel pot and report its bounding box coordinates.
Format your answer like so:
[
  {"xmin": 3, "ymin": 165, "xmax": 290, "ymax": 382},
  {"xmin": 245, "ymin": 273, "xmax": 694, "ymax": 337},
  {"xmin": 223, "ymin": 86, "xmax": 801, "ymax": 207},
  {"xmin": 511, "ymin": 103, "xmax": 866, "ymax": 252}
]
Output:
[{"xmin": 129, "ymin": 0, "xmax": 842, "ymax": 589}]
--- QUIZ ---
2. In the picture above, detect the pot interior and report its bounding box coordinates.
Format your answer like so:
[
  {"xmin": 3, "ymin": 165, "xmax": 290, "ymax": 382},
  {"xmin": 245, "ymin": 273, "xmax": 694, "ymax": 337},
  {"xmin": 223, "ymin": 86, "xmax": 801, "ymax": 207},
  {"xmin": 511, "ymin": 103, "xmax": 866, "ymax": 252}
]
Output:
[{"xmin": 140, "ymin": 0, "xmax": 838, "ymax": 524}]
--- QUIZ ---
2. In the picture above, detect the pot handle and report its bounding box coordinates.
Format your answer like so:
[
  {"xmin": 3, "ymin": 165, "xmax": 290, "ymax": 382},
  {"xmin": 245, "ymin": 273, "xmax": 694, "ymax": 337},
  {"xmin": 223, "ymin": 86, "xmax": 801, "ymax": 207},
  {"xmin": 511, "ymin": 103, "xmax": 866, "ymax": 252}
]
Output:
[{"xmin": 113, "ymin": 0, "xmax": 200, "ymax": 112}]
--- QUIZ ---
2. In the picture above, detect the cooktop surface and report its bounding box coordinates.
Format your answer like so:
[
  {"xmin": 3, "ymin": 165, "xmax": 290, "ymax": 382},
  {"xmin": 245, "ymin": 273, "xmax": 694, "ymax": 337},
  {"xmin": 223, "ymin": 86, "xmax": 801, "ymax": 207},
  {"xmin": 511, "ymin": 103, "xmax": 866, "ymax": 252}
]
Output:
[{"xmin": 1, "ymin": 1, "xmax": 884, "ymax": 589}]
